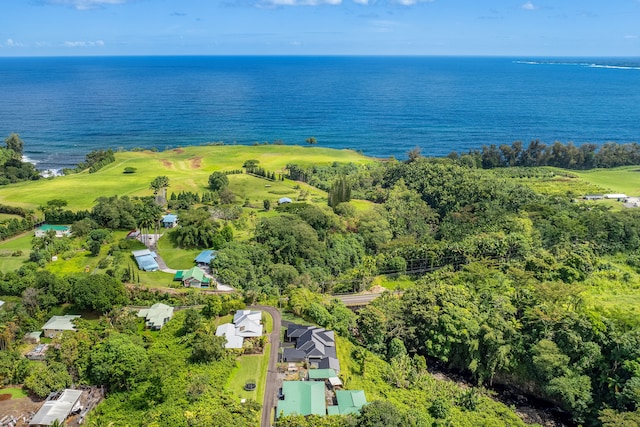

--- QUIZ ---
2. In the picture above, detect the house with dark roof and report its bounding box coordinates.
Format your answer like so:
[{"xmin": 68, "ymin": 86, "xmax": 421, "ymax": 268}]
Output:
[{"xmin": 283, "ymin": 324, "xmax": 340, "ymax": 372}]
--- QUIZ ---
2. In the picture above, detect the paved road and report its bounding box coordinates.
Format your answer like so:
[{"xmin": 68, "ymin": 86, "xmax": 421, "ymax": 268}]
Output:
[
  {"xmin": 334, "ymin": 292, "xmax": 384, "ymax": 306},
  {"xmin": 250, "ymin": 305, "xmax": 281, "ymax": 427}
]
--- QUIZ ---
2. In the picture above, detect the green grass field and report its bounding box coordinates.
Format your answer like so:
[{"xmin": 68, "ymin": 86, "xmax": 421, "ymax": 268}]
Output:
[
  {"xmin": 572, "ymin": 166, "xmax": 640, "ymax": 196},
  {"xmin": 0, "ymin": 145, "xmax": 371, "ymax": 211},
  {"xmin": 0, "ymin": 386, "xmax": 28, "ymax": 399},
  {"xmin": 156, "ymin": 231, "xmax": 201, "ymax": 270},
  {"xmin": 0, "ymin": 232, "xmax": 32, "ymax": 272}
]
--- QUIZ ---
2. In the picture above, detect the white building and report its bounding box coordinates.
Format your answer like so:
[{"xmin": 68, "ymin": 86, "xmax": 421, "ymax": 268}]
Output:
[{"xmin": 216, "ymin": 310, "xmax": 263, "ymax": 349}]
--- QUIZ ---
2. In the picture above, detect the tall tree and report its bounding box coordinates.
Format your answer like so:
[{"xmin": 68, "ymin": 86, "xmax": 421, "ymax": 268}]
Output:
[{"xmin": 5, "ymin": 133, "xmax": 24, "ymax": 160}]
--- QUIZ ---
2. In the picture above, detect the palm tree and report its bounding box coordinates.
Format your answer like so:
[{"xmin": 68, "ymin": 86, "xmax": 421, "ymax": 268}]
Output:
[{"xmin": 136, "ymin": 203, "xmax": 162, "ymax": 248}]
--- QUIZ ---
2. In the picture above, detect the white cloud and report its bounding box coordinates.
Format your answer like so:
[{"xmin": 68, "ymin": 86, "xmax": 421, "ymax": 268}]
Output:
[
  {"xmin": 64, "ymin": 40, "xmax": 105, "ymax": 47},
  {"xmin": 262, "ymin": 0, "xmax": 342, "ymax": 5},
  {"xmin": 393, "ymin": 0, "xmax": 434, "ymax": 5},
  {"xmin": 260, "ymin": 0, "xmax": 434, "ymax": 5},
  {"xmin": 5, "ymin": 38, "xmax": 26, "ymax": 47},
  {"xmin": 45, "ymin": 0, "xmax": 128, "ymax": 10},
  {"xmin": 521, "ymin": 1, "xmax": 537, "ymax": 10}
]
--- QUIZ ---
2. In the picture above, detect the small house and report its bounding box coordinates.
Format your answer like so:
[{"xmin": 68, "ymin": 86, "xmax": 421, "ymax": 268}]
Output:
[
  {"xmin": 178, "ymin": 266, "xmax": 210, "ymax": 288},
  {"xmin": 35, "ymin": 225, "xmax": 71, "ymax": 238},
  {"xmin": 24, "ymin": 331, "xmax": 42, "ymax": 344},
  {"xmin": 161, "ymin": 214, "xmax": 178, "ymax": 228},
  {"xmin": 276, "ymin": 381, "xmax": 326, "ymax": 418},
  {"xmin": 132, "ymin": 249, "xmax": 159, "ymax": 271},
  {"xmin": 604, "ymin": 193, "xmax": 628, "ymax": 200},
  {"xmin": 328, "ymin": 390, "xmax": 367, "ymax": 416},
  {"xmin": 194, "ymin": 250, "xmax": 216, "ymax": 266},
  {"xmin": 42, "ymin": 315, "xmax": 80, "ymax": 338},
  {"xmin": 29, "ymin": 389, "xmax": 83, "ymax": 427},
  {"xmin": 137, "ymin": 303, "xmax": 174, "ymax": 330},
  {"xmin": 126, "ymin": 230, "xmax": 141, "ymax": 239}
]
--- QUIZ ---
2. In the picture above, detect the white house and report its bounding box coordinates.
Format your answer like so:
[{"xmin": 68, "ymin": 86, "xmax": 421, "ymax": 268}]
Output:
[
  {"xmin": 35, "ymin": 225, "xmax": 71, "ymax": 238},
  {"xmin": 233, "ymin": 310, "xmax": 264, "ymax": 337},
  {"xmin": 137, "ymin": 303, "xmax": 174, "ymax": 330},
  {"xmin": 42, "ymin": 315, "xmax": 81, "ymax": 338},
  {"xmin": 216, "ymin": 310, "xmax": 263, "ymax": 349}
]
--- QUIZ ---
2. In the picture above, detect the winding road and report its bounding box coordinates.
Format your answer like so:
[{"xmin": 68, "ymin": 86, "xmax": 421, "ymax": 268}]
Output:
[{"xmin": 250, "ymin": 305, "xmax": 281, "ymax": 427}]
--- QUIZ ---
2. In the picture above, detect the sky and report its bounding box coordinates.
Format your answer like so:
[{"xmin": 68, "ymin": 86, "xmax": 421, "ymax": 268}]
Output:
[{"xmin": 1, "ymin": 0, "xmax": 639, "ymax": 57}]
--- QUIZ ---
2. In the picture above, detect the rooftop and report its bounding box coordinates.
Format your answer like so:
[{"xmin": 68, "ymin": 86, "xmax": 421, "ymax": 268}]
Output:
[
  {"xmin": 308, "ymin": 368, "xmax": 338, "ymax": 380},
  {"xmin": 194, "ymin": 249, "xmax": 217, "ymax": 264},
  {"xmin": 42, "ymin": 315, "xmax": 81, "ymax": 332},
  {"xmin": 29, "ymin": 389, "xmax": 83, "ymax": 426},
  {"xmin": 276, "ymin": 381, "xmax": 326, "ymax": 418},
  {"xmin": 335, "ymin": 389, "xmax": 367, "ymax": 415},
  {"xmin": 137, "ymin": 303, "xmax": 174, "ymax": 329}
]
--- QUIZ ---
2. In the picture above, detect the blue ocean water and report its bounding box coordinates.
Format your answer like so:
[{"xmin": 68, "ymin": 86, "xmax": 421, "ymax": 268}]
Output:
[{"xmin": 0, "ymin": 56, "xmax": 638, "ymax": 171}]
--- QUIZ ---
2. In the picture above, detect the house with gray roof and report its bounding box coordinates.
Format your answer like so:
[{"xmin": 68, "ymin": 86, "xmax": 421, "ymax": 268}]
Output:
[
  {"xmin": 29, "ymin": 389, "xmax": 83, "ymax": 427},
  {"xmin": 42, "ymin": 315, "xmax": 81, "ymax": 338},
  {"xmin": 283, "ymin": 324, "xmax": 340, "ymax": 372},
  {"xmin": 137, "ymin": 303, "xmax": 174, "ymax": 330}
]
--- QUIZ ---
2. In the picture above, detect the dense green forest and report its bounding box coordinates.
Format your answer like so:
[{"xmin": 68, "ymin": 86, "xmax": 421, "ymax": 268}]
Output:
[{"xmin": 2, "ymin": 143, "xmax": 640, "ymax": 426}]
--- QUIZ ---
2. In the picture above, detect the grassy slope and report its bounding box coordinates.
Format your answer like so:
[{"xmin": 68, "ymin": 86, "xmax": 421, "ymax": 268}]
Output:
[
  {"xmin": 0, "ymin": 145, "xmax": 372, "ymax": 211},
  {"xmin": 572, "ymin": 166, "xmax": 640, "ymax": 195},
  {"xmin": 0, "ymin": 233, "xmax": 32, "ymax": 272}
]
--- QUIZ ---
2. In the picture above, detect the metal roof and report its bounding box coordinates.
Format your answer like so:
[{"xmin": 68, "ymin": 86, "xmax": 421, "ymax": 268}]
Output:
[
  {"xmin": 308, "ymin": 369, "xmax": 337, "ymax": 380},
  {"xmin": 42, "ymin": 315, "xmax": 80, "ymax": 332},
  {"xmin": 194, "ymin": 250, "xmax": 216, "ymax": 264},
  {"xmin": 137, "ymin": 303, "xmax": 173, "ymax": 329},
  {"xmin": 335, "ymin": 390, "xmax": 367, "ymax": 415},
  {"xmin": 29, "ymin": 389, "xmax": 83, "ymax": 426},
  {"xmin": 276, "ymin": 381, "xmax": 326, "ymax": 418}
]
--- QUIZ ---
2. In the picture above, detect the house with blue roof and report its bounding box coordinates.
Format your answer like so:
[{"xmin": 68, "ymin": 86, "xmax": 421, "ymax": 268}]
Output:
[
  {"xmin": 161, "ymin": 214, "xmax": 178, "ymax": 228},
  {"xmin": 194, "ymin": 250, "xmax": 217, "ymax": 266},
  {"xmin": 132, "ymin": 249, "xmax": 159, "ymax": 271}
]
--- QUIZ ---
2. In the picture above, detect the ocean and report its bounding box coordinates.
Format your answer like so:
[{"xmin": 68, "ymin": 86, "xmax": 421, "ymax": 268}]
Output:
[{"xmin": 0, "ymin": 56, "xmax": 638, "ymax": 171}]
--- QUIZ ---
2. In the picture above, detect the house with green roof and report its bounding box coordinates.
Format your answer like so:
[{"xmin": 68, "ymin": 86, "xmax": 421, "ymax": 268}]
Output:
[
  {"xmin": 276, "ymin": 381, "xmax": 326, "ymax": 419},
  {"xmin": 328, "ymin": 390, "xmax": 367, "ymax": 416},
  {"xmin": 175, "ymin": 266, "xmax": 210, "ymax": 288},
  {"xmin": 35, "ymin": 225, "xmax": 71, "ymax": 238},
  {"xmin": 137, "ymin": 303, "xmax": 174, "ymax": 330}
]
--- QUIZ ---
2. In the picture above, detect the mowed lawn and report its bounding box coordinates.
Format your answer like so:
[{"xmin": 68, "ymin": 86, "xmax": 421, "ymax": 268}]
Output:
[
  {"xmin": 572, "ymin": 166, "xmax": 640, "ymax": 196},
  {"xmin": 0, "ymin": 232, "xmax": 33, "ymax": 272},
  {"xmin": 227, "ymin": 311, "xmax": 273, "ymax": 407},
  {"xmin": 0, "ymin": 145, "xmax": 372, "ymax": 211}
]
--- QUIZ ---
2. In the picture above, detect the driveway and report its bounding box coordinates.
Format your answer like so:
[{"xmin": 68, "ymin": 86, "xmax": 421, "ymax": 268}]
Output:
[{"xmin": 250, "ymin": 305, "xmax": 281, "ymax": 427}]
